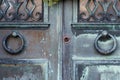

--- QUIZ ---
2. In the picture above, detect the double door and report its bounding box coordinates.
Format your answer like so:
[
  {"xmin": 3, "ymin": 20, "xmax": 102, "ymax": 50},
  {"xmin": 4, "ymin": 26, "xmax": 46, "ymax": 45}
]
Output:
[{"xmin": 0, "ymin": 0, "xmax": 120, "ymax": 80}]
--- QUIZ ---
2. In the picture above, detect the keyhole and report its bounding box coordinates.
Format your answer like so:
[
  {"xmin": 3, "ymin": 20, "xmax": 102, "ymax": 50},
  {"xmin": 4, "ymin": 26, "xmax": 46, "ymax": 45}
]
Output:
[{"xmin": 64, "ymin": 37, "xmax": 70, "ymax": 43}]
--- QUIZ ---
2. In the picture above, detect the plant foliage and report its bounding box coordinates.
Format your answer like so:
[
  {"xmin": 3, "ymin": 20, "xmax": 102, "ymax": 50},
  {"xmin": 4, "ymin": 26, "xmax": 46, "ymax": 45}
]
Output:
[{"xmin": 43, "ymin": 0, "xmax": 60, "ymax": 6}]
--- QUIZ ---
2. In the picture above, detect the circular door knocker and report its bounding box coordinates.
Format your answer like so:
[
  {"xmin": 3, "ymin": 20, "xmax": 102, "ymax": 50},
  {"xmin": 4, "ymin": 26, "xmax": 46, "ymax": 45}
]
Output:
[
  {"xmin": 94, "ymin": 31, "xmax": 117, "ymax": 55},
  {"xmin": 2, "ymin": 31, "xmax": 25, "ymax": 55}
]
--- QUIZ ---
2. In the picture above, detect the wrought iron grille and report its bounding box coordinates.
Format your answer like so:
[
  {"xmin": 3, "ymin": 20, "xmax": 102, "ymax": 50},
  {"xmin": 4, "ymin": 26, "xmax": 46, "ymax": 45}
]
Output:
[
  {"xmin": 0, "ymin": 0, "xmax": 43, "ymax": 22},
  {"xmin": 78, "ymin": 0, "xmax": 120, "ymax": 22}
]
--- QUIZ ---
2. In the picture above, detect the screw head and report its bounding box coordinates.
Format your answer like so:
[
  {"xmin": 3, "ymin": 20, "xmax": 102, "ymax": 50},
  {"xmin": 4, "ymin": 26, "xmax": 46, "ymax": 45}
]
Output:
[
  {"xmin": 12, "ymin": 32, "xmax": 17, "ymax": 37},
  {"xmin": 102, "ymin": 31, "xmax": 108, "ymax": 36}
]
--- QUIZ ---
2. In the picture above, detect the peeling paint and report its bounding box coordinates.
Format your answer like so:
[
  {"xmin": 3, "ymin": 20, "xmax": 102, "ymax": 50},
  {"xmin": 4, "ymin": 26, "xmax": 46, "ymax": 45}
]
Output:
[
  {"xmin": 0, "ymin": 59, "xmax": 48, "ymax": 80},
  {"xmin": 79, "ymin": 65, "xmax": 120, "ymax": 80},
  {"xmin": 74, "ymin": 34, "xmax": 97, "ymax": 40},
  {"xmin": 72, "ymin": 55, "xmax": 120, "ymax": 60},
  {"xmin": 73, "ymin": 33, "xmax": 120, "ymax": 60},
  {"xmin": 97, "ymin": 66, "xmax": 120, "ymax": 74},
  {"xmin": 80, "ymin": 67, "xmax": 89, "ymax": 80},
  {"xmin": 3, "ymin": 73, "xmax": 42, "ymax": 80}
]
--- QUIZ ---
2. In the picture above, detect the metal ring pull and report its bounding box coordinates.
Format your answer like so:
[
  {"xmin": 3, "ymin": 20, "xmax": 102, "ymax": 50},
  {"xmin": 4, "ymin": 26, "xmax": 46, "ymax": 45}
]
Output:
[
  {"xmin": 94, "ymin": 31, "xmax": 117, "ymax": 55},
  {"xmin": 2, "ymin": 31, "xmax": 25, "ymax": 55}
]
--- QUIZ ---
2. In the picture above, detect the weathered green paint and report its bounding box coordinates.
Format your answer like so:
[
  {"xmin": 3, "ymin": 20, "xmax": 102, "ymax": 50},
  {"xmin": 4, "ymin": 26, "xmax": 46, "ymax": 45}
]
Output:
[
  {"xmin": 0, "ymin": 59, "xmax": 48, "ymax": 80},
  {"xmin": 0, "ymin": 0, "xmax": 120, "ymax": 80}
]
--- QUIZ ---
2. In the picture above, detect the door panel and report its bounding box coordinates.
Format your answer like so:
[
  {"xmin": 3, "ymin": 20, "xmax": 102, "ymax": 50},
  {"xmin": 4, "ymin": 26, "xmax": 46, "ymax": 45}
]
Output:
[
  {"xmin": 0, "ymin": 0, "xmax": 59, "ymax": 80},
  {"xmin": 0, "ymin": 30, "xmax": 49, "ymax": 58},
  {"xmin": 64, "ymin": 0, "xmax": 120, "ymax": 80},
  {"xmin": 0, "ymin": 59, "xmax": 48, "ymax": 80},
  {"xmin": 71, "ymin": 26, "xmax": 120, "ymax": 58},
  {"xmin": 74, "ymin": 60, "xmax": 120, "ymax": 80}
]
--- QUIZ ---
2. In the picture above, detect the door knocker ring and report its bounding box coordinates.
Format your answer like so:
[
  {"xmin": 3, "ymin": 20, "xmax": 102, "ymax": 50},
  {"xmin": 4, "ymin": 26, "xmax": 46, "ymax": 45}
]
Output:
[
  {"xmin": 94, "ymin": 31, "xmax": 117, "ymax": 55},
  {"xmin": 2, "ymin": 31, "xmax": 25, "ymax": 55}
]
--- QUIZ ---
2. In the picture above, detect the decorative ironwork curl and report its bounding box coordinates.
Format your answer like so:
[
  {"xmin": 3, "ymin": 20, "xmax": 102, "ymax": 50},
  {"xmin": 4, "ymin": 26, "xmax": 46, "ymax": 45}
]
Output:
[
  {"xmin": 0, "ymin": 0, "xmax": 43, "ymax": 22},
  {"xmin": 94, "ymin": 31, "xmax": 117, "ymax": 55},
  {"xmin": 78, "ymin": 0, "xmax": 120, "ymax": 22},
  {"xmin": 2, "ymin": 31, "xmax": 25, "ymax": 55}
]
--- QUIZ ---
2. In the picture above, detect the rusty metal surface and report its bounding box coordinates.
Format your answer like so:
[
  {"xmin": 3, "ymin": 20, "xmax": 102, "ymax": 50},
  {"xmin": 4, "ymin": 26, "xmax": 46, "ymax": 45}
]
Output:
[
  {"xmin": 0, "ymin": 59, "xmax": 48, "ymax": 80},
  {"xmin": 0, "ymin": 0, "xmax": 60, "ymax": 80},
  {"xmin": 78, "ymin": 0, "xmax": 120, "ymax": 22},
  {"xmin": 1, "ymin": 0, "xmax": 120, "ymax": 80},
  {"xmin": 71, "ymin": 26, "xmax": 120, "ymax": 59},
  {"xmin": 74, "ymin": 60, "xmax": 120, "ymax": 80},
  {"xmin": 0, "ymin": 0, "xmax": 43, "ymax": 21},
  {"xmin": 62, "ymin": 0, "xmax": 120, "ymax": 80},
  {"xmin": 68, "ymin": 0, "xmax": 120, "ymax": 80},
  {"xmin": 72, "ymin": 0, "xmax": 120, "ymax": 59},
  {"xmin": 0, "ymin": 30, "xmax": 50, "ymax": 59}
]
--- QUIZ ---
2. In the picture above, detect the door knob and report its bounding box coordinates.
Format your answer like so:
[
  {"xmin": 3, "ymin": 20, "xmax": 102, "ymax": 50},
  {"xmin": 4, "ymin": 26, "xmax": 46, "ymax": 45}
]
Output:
[{"xmin": 94, "ymin": 31, "xmax": 117, "ymax": 55}]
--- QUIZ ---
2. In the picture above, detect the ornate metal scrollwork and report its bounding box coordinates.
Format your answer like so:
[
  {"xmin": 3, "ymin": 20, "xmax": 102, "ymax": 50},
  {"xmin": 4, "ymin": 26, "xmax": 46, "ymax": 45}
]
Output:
[
  {"xmin": 0, "ymin": 0, "xmax": 43, "ymax": 22},
  {"xmin": 2, "ymin": 31, "xmax": 25, "ymax": 55},
  {"xmin": 94, "ymin": 31, "xmax": 117, "ymax": 55},
  {"xmin": 78, "ymin": 0, "xmax": 120, "ymax": 22}
]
